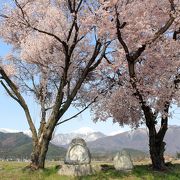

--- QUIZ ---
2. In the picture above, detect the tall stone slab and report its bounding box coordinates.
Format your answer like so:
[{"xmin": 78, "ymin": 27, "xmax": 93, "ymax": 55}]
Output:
[{"xmin": 113, "ymin": 150, "xmax": 133, "ymax": 171}]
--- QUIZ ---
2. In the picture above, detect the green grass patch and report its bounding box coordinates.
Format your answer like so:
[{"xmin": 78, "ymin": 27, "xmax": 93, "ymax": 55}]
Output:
[{"xmin": 0, "ymin": 161, "xmax": 180, "ymax": 180}]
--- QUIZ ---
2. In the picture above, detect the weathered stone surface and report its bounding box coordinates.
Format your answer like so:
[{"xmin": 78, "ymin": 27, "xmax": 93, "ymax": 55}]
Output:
[
  {"xmin": 64, "ymin": 138, "xmax": 91, "ymax": 165},
  {"xmin": 113, "ymin": 150, "xmax": 133, "ymax": 171},
  {"xmin": 58, "ymin": 164, "xmax": 93, "ymax": 176},
  {"xmin": 58, "ymin": 138, "xmax": 93, "ymax": 176}
]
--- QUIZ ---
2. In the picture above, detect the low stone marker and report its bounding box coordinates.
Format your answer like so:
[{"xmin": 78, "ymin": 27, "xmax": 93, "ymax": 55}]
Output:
[
  {"xmin": 113, "ymin": 150, "xmax": 133, "ymax": 171},
  {"xmin": 58, "ymin": 138, "xmax": 93, "ymax": 176}
]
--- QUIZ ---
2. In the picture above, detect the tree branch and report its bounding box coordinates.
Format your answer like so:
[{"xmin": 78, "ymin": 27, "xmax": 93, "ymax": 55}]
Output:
[
  {"xmin": 56, "ymin": 96, "xmax": 98, "ymax": 126},
  {"xmin": 173, "ymin": 28, "xmax": 180, "ymax": 40},
  {"xmin": 30, "ymin": 26, "xmax": 67, "ymax": 47},
  {"xmin": 157, "ymin": 102, "xmax": 170, "ymax": 140},
  {"xmin": 13, "ymin": 0, "xmax": 67, "ymax": 48},
  {"xmin": 115, "ymin": 5, "xmax": 129, "ymax": 56},
  {"xmin": 0, "ymin": 14, "xmax": 9, "ymax": 18},
  {"xmin": 89, "ymin": 41, "xmax": 111, "ymax": 71},
  {"xmin": 0, "ymin": 80, "xmax": 19, "ymax": 103},
  {"xmin": 0, "ymin": 67, "xmax": 38, "ymax": 140}
]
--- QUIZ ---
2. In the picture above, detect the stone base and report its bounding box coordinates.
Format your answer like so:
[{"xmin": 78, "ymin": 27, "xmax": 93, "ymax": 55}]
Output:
[{"xmin": 58, "ymin": 164, "xmax": 93, "ymax": 176}]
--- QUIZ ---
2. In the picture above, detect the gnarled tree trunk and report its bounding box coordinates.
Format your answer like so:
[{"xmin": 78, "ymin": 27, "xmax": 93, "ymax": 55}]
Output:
[
  {"xmin": 29, "ymin": 139, "xmax": 49, "ymax": 169},
  {"xmin": 146, "ymin": 114, "xmax": 168, "ymax": 170},
  {"xmin": 148, "ymin": 125, "xmax": 167, "ymax": 170},
  {"xmin": 143, "ymin": 104, "xmax": 169, "ymax": 170},
  {"xmin": 29, "ymin": 130, "xmax": 53, "ymax": 170}
]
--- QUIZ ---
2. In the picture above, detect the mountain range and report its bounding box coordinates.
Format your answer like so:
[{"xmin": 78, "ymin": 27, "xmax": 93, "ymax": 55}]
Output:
[
  {"xmin": 0, "ymin": 132, "xmax": 66, "ymax": 160},
  {"xmin": 0, "ymin": 125, "xmax": 180, "ymax": 160},
  {"xmin": 51, "ymin": 127, "xmax": 106, "ymax": 146},
  {"xmin": 87, "ymin": 126, "xmax": 180, "ymax": 155},
  {"xmin": 51, "ymin": 125, "xmax": 180, "ymax": 155}
]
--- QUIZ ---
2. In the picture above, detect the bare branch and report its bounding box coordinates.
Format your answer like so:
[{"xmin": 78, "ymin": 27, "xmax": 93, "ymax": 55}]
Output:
[
  {"xmin": 14, "ymin": 0, "xmax": 26, "ymax": 20},
  {"xmin": 76, "ymin": 0, "xmax": 83, "ymax": 12},
  {"xmin": 148, "ymin": 17, "xmax": 175, "ymax": 44},
  {"xmin": 173, "ymin": 28, "xmax": 180, "ymax": 40},
  {"xmin": 157, "ymin": 102, "xmax": 170, "ymax": 140},
  {"xmin": 89, "ymin": 41, "xmax": 111, "ymax": 71},
  {"xmin": 0, "ymin": 14, "xmax": 9, "ymax": 18},
  {"xmin": 104, "ymin": 54, "xmax": 113, "ymax": 64},
  {"xmin": 45, "ymin": 106, "xmax": 54, "ymax": 112},
  {"xmin": 67, "ymin": 0, "xmax": 73, "ymax": 13},
  {"xmin": 56, "ymin": 96, "xmax": 98, "ymax": 126},
  {"xmin": 169, "ymin": 0, "xmax": 176, "ymax": 11},
  {"xmin": 67, "ymin": 14, "xmax": 77, "ymax": 42},
  {"xmin": 0, "ymin": 67, "xmax": 38, "ymax": 140},
  {"xmin": 0, "ymin": 80, "xmax": 19, "ymax": 103},
  {"xmin": 30, "ymin": 26, "xmax": 67, "ymax": 47}
]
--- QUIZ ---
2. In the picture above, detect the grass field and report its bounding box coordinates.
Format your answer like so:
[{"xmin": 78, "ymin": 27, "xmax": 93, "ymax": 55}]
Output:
[{"xmin": 0, "ymin": 161, "xmax": 180, "ymax": 180}]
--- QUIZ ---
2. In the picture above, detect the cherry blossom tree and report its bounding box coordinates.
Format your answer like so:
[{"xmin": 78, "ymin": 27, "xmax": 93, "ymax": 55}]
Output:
[
  {"xmin": 87, "ymin": 0, "xmax": 180, "ymax": 170},
  {"xmin": 0, "ymin": 0, "xmax": 110, "ymax": 169}
]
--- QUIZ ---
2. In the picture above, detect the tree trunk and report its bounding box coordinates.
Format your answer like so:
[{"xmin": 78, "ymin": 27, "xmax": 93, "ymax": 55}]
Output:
[
  {"xmin": 149, "ymin": 129, "xmax": 166, "ymax": 170},
  {"xmin": 142, "ymin": 104, "xmax": 168, "ymax": 171},
  {"xmin": 29, "ymin": 133, "xmax": 51, "ymax": 170},
  {"xmin": 147, "ymin": 121, "xmax": 167, "ymax": 170}
]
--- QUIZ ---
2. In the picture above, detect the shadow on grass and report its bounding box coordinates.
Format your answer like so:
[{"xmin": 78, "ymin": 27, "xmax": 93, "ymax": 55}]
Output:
[
  {"xmin": 42, "ymin": 165, "xmax": 60, "ymax": 176},
  {"xmin": 78, "ymin": 164, "xmax": 180, "ymax": 180},
  {"xmin": 21, "ymin": 165, "xmax": 60, "ymax": 177},
  {"xmin": 133, "ymin": 164, "xmax": 180, "ymax": 179}
]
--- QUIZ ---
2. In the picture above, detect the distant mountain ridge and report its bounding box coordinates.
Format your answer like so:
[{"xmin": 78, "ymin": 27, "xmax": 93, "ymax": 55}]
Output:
[
  {"xmin": 87, "ymin": 125, "xmax": 180, "ymax": 155},
  {"xmin": 0, "ymin": 128, "xmax": 32, "ymax": 137},
  {"xmin": 1, "ymin": 125, "xmax": 180, "ymax": 156},
  {"xmin": 51, "ymin": 131, "xmax": 106, "ymax": 146},
  {"xmin": 51, "ymin": 125, "xmax": 180, "ymax": 155},
  {"xmin": 0, "ymin": 131, "xmax": 147, "ymax": 161},
  {"xmin": 0, "ymin": 127, "xmax": 106, "ymax": 146},
  {"xmin": 0, "ymin": 132, "xmax": 66, "ymax": 160}
]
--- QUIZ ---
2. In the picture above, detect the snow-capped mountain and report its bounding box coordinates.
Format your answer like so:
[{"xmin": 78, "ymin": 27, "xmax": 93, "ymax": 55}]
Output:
[
  {"xmin": 73, "ymin": 127, "xmax": 95, "ymax": 135},
  {"xmin": 51, "ymin": 127, "xmax": 106, "ymax": 146},
  {"xmin": 0, "ymin": 128, "xmax": 32, "ymax": 137},
  {"xmin": 87, "ymin": 125, "xmax": 180, "ymax": 155},
  {"xmin": 0, "ymin": 126, "xmax": 180, "ymax": 155},
  {"xmin": 0, "ymin": 128, "xmax": 20, "ymax": 133},
  {"xmin": 22, "ymin": 130, "xmax": 32, "ymax": 137}
]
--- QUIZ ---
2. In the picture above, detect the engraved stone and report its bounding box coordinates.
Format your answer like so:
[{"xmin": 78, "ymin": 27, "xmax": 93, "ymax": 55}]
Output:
[
  {"xmin": 58, "ymin": 138, "xmax": 93, "ymax": 176},
  {"xmin": 64, "ymin": 138, "xmax": 91, "ymax": 165}
]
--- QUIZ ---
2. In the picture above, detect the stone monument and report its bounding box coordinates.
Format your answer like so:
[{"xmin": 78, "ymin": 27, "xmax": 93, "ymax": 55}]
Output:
[
  {"xmin": 113, "ymin": 150, "xmax": 133, "ymax": 171},
  {"xmin": 58, "ymin": 138, "xmax": 93, "ymax": 176},
  {"xmin": 64, "ymin": 138, "xmax": 91, "ymax": 165}
]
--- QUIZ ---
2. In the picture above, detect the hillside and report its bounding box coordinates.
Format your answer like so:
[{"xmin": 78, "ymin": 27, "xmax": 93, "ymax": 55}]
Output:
[
  {"xmin": 87, "ymin": 125, "xmax": 180, "ymax": 155},
  {"xmin": 0, "ymin": 132, "xmax": 66, "ymax": 160},
  {"xmin": 0, "ymin": 125, "xmax": 180, "ymax": 160},
  {"xmin": 91, "ymin": 148, "xmax": 148, "ymax": 161},
  {"xmin": 0, "ymin": 131, "xmax": 147, "ymax": 161}
]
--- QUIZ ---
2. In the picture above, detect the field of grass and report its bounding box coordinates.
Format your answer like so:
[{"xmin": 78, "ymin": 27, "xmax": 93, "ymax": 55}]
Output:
[{"xmin": 0, "ymin": 161, "xmax": 180, "ymax": 180}]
